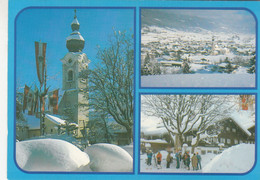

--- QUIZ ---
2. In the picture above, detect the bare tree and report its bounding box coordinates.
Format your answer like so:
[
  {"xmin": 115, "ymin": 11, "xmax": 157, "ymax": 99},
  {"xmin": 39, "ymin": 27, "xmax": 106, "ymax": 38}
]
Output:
[
  {"xmin": 89, "ymin": 30, "xmax": 134, "ymax": 143},
  {"xmin": 142, "ymin": 95, "xmax": 233, "ymax": 151}
]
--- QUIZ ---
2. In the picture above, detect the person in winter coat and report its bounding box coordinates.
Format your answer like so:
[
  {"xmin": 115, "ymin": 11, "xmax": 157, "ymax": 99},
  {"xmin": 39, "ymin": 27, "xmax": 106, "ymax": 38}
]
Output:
[
  {"xmin": 166, "ymin": 152, "xmax": 172, "ymax": 168},
  {"xmin": 191, "ymin": 153, "xmax": 198, "ymax": 170},
  {"xmin": 186, "ymin": 152, "xmax": 191, "ymax": 170},
  {"xmin": 156, "ymin": 151, "xmax": 162, "ymax": 166},
  {"xmin": 147, "ymin": 150, "xmax": 153, "ymax": 166},
  {"xmin": 183, "ymin": 152, "xmax": 187, "ymax": 166},
  {"xmin": 197, "ymin": 152, "xmax": 202, "ymax": 170},
  {"xmin": 179, "ymin": 152, "xmax": 182, "ymax": 168},
  {"xmin": 175, "ymin": 151, "xmax": 180, "ymax": 169}
]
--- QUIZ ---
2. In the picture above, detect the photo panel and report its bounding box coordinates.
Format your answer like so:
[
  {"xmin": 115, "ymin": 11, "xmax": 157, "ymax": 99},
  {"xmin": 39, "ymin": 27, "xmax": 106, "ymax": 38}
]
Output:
[
  {"xmin": 140, "ymin": 8, "xmax": 256, "ymax": 88},
  {"xmin": 15, "ymin": 7, "xmax": 135, "ymax": 173},
  {"xmin": 140, "ymin": 94, "xmax": 256, "ymax": 174}
]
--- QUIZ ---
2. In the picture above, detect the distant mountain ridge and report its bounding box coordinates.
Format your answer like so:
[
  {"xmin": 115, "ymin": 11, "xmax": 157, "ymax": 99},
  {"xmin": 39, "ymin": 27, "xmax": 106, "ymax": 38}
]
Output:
[{"xmin": 141, "ymin": 9, "xmax": 255, "ymax": 34}]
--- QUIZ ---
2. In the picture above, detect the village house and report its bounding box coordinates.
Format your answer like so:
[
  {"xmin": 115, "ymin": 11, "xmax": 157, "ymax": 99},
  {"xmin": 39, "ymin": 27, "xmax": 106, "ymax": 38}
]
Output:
[{"xmin": 141, "ymin": 95, "xmax": 255, "ymax": 154}]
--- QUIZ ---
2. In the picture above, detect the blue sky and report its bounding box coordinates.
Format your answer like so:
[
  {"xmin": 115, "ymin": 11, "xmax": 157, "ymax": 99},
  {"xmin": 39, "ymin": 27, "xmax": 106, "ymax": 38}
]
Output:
[{"xmin": 16, "ymin": 8, "xmax": 134, "ymax": 92}]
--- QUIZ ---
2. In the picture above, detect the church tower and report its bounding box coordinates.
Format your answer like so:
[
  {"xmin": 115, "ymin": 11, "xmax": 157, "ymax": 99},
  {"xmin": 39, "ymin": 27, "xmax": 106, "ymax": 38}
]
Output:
[{"xmin": 59, "ymin": 10, "xmax": 90, "ymax": 138}]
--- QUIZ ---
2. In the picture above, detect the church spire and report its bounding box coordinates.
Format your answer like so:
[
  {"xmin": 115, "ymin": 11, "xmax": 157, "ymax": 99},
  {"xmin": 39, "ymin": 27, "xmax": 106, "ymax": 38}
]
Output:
[
  {"xmin": 74, "ymin": 9, "xmax": 77, "ymax": 19},
  {"xmin": 66, "ymin": 9, "xmax": 85, "ymax": 52}
]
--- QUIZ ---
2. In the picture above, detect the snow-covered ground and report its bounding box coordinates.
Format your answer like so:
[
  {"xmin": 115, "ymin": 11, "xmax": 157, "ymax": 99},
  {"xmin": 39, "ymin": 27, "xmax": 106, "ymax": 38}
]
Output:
[
  {"xmin": 140, "ymin": 144, "xmax": 255, "ymax": 173},
  {"xmin": 141, "ymin": 73, "xmax": 255, "ymax": 87},
  {"xmin": 203, "ymin": 144, "xmax": 255, "ymax": 173},
  {"xmin": 16, "ymin": 139, "xmax": 133, "ymax": 172},
  {"xmin": 85, "ymin": 143, "xmax": 133, "ymax": 172},
  {"xmin": 16, "ymin": 139, "xmax": 90, "ymax": 172}
]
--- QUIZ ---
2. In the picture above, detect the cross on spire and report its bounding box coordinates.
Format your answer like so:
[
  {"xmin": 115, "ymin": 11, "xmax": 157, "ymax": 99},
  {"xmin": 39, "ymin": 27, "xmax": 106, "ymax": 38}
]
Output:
[{"xmin": 74, "ymin": 9, "xmax": 77, "ymax": 19}]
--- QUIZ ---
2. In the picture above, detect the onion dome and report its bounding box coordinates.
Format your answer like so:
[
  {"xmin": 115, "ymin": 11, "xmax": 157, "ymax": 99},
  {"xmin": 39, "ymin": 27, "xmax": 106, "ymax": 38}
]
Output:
[{"xmin": 66, "ymin": 9, "xmax": 85, "ymax": 52}]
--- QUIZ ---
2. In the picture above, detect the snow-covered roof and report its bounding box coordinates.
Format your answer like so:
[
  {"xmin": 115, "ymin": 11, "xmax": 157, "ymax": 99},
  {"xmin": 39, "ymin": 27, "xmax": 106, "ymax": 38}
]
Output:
[
  {"xmin": 230, "ymin": 110, "xmax": 255, "ymax": 136},
  {"xmin": 141, "ymin": 139, "xmax": 168, "ymax": 144},
  {"xmin": 23, "ymin": 114, "xmax": 40, "ymax": 130},
  {"xmin": 45, "ymin": 114, "xmax": 66, "ymax": 125}
]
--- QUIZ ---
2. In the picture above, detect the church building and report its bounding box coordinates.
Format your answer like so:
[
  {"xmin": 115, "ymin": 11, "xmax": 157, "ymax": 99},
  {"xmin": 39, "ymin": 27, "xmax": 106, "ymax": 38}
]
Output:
[{"xmin": 58, "ymin": 10, "xmax": 90, "ymax": 138}]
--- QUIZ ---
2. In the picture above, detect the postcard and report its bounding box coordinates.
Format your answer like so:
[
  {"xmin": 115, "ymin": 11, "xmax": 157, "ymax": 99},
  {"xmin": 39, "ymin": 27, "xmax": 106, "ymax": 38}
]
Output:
[{"xmin": 7, "ymin": 0, "xmax": 260, "ymax": 180}]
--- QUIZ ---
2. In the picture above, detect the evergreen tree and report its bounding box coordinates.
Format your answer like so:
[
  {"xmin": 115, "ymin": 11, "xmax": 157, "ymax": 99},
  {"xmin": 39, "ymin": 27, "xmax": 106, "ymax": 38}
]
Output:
[
  {"xmin": 224, "ymin": 57, "xmax": 229, "ymax": 63},
  {"xmin": 182, "ymin": 58, "xmax": 191, "ymax": 74},
  {"xmin": 153, "ymin": 63, "xmax": 161, "ymax": 75},
  {"xmin": 141, "ymin": 53, "xmax": 151, "ymax": 75},
  {"xmin": 144, "ymin": 53, "xmax": 150, "ymax": 66},
  {"xmin": 225, "ymin": 60, "xmax": 233, "ymax": 74},
  {"xmin": 247, "ymin": 55, "xmax": 256, "ymax": 74},
  {"xmin": 176, "ymin": 50, "xmax": 182, "ymax": 61}
]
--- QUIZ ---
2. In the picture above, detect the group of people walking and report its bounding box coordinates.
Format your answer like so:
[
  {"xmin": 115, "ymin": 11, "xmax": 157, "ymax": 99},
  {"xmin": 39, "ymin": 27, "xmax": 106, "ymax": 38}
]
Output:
[{"xmin": 147, "ymin": 149, "xmax": 202, "ymax": 171}]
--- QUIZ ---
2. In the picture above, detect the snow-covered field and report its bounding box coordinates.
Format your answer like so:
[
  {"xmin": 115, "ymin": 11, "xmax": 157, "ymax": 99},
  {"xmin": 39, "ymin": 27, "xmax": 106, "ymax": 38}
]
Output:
[
  {"xmin": 141, "ymin": 73, "xmax": 255, "ymax": 87},
  {"xmin": 140, "ymin": 144, "xmax": 255, "ymax": 173},
  {"xmin": 16, "ymin": 139, "xmax": 133, "ymax": 172}
]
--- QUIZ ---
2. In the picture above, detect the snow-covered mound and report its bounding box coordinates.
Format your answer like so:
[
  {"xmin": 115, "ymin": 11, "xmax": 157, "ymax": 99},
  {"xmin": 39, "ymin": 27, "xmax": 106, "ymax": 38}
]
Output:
[
  {"xmin": 203, "ymin": 144, "xmax": 255, "ymax": 173},
  {"xmin": 85, "ymin": 143, "xmax": 133, "ymax": 172},
  {"xmin": 16, "ymin": 139, "xmax": 90, "ymax": 171},
  {"xmin": 121, "ymin": 143, "xmax": 133, "ymax": 158}
]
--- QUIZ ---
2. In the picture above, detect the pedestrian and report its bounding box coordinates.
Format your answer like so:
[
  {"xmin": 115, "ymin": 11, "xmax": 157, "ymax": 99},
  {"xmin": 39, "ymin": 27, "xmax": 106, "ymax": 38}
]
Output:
[
  {"xmin": 175, "ymin": 150, "xmax": 180, "ymax": 169},
  {"xmin": 186, "ymin": 152, "xmax": 191, "ymax": 170},
  {"xmin": 147, "ymin": 150, "xmax": 153, "ymax": 166},
  {"xmin": 183, "ymin": 152, "xmax": 187, "ymax": 167},
  {"xmin": 179, "ymin": 152, "xmax": 182, "ymax": 168},
  {"xmin": 156, "ymin": 151, "xmax": 162, "ymax": 168},
  {"xmin": 197, "ymin": 152, "xmax": 202, "ymax": 170},
  {"xmin": 191, "ymin": 153, "xmax": 198, "ymax": 170},
  {"xmin": 166, "ymin": 152, "xmax": 172, "ymax": 168}
]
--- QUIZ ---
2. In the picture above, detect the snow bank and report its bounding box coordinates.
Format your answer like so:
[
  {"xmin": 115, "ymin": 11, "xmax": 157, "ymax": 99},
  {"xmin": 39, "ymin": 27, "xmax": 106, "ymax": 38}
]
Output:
[
  {"xmin": 16, "ymin": 139, "xmax": 90, "ymax": 171},
  {"xmin": 203, "ymin": 144, "xmax": 255, "ymax": 173},
  {"xmin": 121, "ymin": 144, "xmax": 133, "ymax": 158},
  {"xmin": 85, "ymin": 143, "xmax": 133, "ymax": 172}
]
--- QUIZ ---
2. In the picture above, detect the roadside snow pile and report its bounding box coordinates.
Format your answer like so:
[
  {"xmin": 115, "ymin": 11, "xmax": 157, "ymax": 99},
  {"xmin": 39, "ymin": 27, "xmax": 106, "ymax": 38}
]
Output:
[
  {"xmin": 85, "ymin": 143, "xmax": 133, "ymax": 172},
  {"xmin": 203, "ymin": 144, "xmax": 255, "ymax": 173},
  {"xmin": 16, "ymin": 139, "xmax": 90, "ymax": 171}
]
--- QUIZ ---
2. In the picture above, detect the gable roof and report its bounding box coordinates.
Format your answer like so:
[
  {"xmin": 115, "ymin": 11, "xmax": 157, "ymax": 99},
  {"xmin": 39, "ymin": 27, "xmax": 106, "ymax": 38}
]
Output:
[
  {"xmin": 45, "ymin": 114, "xmax": 66, "ymax": 125},
  {"xmin": 230, "ymin": 110, "xmax": 255, "ymax": 136}
]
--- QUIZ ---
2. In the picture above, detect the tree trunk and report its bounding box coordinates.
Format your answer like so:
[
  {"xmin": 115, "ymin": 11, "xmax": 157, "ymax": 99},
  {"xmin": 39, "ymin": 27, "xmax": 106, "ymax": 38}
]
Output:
[
  {"xmin": 126, "ymin": 127, "xmax": 133, "ymax": 144},
  {"xmin": 191, "ymin": 134, "xmax": 200, "ymax": 153},
  {"xmin": 174, "ymin": 134, "xmax": 183, "ymax": 151}
]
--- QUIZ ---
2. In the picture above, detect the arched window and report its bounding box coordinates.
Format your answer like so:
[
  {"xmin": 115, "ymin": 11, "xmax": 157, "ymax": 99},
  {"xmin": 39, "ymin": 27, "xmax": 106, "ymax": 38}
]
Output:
[{"xmin": 68, "ymin": 70, "xmax": 73, "ymax": 81}]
